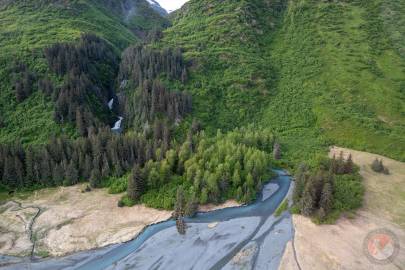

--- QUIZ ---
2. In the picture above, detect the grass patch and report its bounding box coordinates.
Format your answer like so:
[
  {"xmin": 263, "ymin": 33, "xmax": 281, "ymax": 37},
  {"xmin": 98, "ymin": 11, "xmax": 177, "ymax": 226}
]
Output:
[{"xmin": 275, "ymin": 199, "xmax": 288, "ymax": 217}]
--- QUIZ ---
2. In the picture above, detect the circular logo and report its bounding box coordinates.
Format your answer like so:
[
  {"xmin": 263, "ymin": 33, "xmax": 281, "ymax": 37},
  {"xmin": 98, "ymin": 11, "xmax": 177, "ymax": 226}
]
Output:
[{"xmin": 363, "ymin": 228, "xmax": 400, "ymax": 265}]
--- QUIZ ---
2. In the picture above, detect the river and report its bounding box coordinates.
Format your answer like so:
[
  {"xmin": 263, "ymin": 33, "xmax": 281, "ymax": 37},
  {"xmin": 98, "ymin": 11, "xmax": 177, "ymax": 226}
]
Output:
[{"xmin": 1, "ymin": 170, "xmax": 293, "ymax": 270}]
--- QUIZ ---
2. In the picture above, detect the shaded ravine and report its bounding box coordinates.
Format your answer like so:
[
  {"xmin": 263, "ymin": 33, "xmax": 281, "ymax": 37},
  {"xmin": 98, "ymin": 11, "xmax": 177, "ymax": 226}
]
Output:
[
  {"xmin": 8, "ymin": 201, "xmax": 42, "ymax": 258},
  {"xmin": 1, "ymin": 170, "xmax": 292, "ymax": 270}
]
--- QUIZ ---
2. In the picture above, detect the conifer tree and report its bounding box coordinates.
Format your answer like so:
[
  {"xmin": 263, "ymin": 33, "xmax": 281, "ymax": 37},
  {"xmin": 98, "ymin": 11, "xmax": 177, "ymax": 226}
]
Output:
[
  {"xmin": 185, "ymin": 192, "xmax": 198, "ymax": 218},
  {"xmin": 344, "ymin": 154, "xmax": 354, "ymax": 174},
  {"xmin": 319, "ymin": 182, "xmax": 333, "ymax": 217},
  {"xmin": 300, "ymin": 183, "xmax": 315, "ymax": 216},
  {"xmin": 336, "ymin": 151, "xmax": 345, "ymax": 174},
  {"xmin": 127, "ymin": 164, "xmax": 144, "ymax": 201},
  {"xmin": 273, "ymin": 142, "xmax": 281, "ymax": 160},
  {"xmin": 89, "ymin": 168, "xmax": 101, "ymax": 188},
  {"xmin": 64, "ymin": 162, "xmax": 78, "ymax": 186},
  {"xmin": 174, "ymin": 186, "xmax": 186, "ymax": 218},
  {"xmin": 293, "ymin": 164, "xmax": 307, "ymax": 204},
  {"xmin": 52, "ymin": 163, "xmax": 64, "ymax": 186},
  {"xmin": 176, "ymin": 217, "xmax": 186, "ymax": 235}
]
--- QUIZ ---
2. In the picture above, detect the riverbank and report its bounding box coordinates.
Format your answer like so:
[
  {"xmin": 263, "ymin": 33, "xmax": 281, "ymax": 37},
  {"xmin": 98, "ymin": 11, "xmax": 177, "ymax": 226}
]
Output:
[
  {"xmin": 1, "ymin": 170, "xmax": 292, "ymax": 270},
  {"xmin": 279, "ymin": 146, "xmax": 405, "ymax": 270},
  {"xmin": 0, "ymin": 185, "xmax": 240, "ymax": 258}
]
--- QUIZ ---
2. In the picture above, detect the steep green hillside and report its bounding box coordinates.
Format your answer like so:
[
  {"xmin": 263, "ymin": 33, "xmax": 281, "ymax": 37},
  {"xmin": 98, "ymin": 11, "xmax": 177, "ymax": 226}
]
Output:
[
  {"xmin": 263, "ymin": 0, "xmax": 405, "ymax": 161},
  {"xmin": 0, "ymin": 0, "xmax": 167, "ymax": 144},
  {"xmin": 162, "ymin": 0, "xmax": 405, "ymax": 162},
  {"xmin": 161, "ymin": 0, "xmax": 284, "ymax": 130}
]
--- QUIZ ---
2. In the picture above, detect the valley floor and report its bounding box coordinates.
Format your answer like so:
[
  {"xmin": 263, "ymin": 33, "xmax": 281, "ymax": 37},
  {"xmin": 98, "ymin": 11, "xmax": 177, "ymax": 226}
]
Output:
[
  {"xmin": 0, "ymin": 185, "xmax": 239, "ymax": 258},
  {"xmin": 279, "ymin": 146, "xmax": 405, "ymax": 270}
]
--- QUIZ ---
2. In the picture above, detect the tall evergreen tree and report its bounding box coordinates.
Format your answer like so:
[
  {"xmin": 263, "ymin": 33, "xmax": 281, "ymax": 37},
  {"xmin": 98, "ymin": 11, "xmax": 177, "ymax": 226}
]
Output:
[
  {"xmin": 344, "ymin": 154, "xmax": 354, "ymax": 174},
  {"xmin": 300, "ymin": 182, "xmax": 315, "ymax": 216},
  {"xmin": 174, "ymin": 186, "xmax": 186, "ymax": 218},
  {"xmin": 176, "ymin": 217, "xmax": 186, "ymax": 235},
  {"xmin": 319, "ymin": 182, "xmax": 333, "ymax": 218},
  {"xmin": 293, "ymin": 164, "xmax": 307, "ymax": 204},
  {"xmin": 89, "ymin": 168, "xmax": 101, "ymax": 188},
  {"xmin": 127, "ymin": 164, "xmax": 144, "ymax": 201},
  {"xmin": 273, "ymin": 142, "xmax": 281, "ymax": 160}
]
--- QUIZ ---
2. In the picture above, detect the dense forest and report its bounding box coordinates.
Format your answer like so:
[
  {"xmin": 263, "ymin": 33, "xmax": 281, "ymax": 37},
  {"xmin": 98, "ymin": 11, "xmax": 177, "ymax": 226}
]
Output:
[
  {"xmin": 123, "ymin": 126, "xmax": 276, "ymax": 210},
  {"xmin": 4, "ymin": 0, "xmax": 404, "ymax": 225}
]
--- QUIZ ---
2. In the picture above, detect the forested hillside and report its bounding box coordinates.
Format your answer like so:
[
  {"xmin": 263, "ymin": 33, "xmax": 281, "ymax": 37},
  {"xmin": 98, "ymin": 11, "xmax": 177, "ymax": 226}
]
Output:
[
  {"xmin": 0, "ymin": 0, "xmax": 404, "ymax": 223},
  {"xmin": 0, "ymin": 0, "xmax": 168, "ymax": 144},
  {"xmin": 162, "ymin": 0, "xmax": 405, "ymax": 162}
]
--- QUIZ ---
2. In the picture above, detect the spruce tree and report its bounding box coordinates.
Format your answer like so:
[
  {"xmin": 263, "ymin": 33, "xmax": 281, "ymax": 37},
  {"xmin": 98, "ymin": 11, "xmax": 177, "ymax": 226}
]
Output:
[
  {"xmin": 176, "ymin": 217, "xmax": 186, "ymax": 235},
  {"xmin": 127, "ymin": 164, "xmax": 144, "ymax": 201},
  {"xmin": 273, "ymin": 142, "xmax": 281, "ymax": 160},
  {"xmin": 52, "ymin": 163, "xmax": 64, "ymax": 186},
  {"xmin": 319, "ymin": 182, "xmax": 333, "ymax": 217},
  {"xmin": 344, "ymin": 154, "xmax": 354, "ymax": 174},
  {"xmin": 293, "ymin": 164, "xmax": 307, "ymax": 204},
  {"xmin": 300, "ymin": 183, "xmax": 315, "ymax": 216},
  {"xmin": 76, "ymin": 108, "xmax": 86, "ymax": 136},
  {"xmin": 336, "ymin": 151, "xmax": 345, "ymax": 174},
  {"xmin": 3, "ymin": 156, "xmax": 16, "ymax": 188},
  {"xmin": 185, "ymin": 192, "xmax": 198, "ymax": 218},
  {"xmin": 174, "ymin": 186, "xmax": 186, "ymax": 218},
  {"xmin": 89, "ymin": 169, "xmax": 101, "ymax": 188},
  {"xmin": 64, "ymin": 162, "xmax": 78, "ymax": 186}
]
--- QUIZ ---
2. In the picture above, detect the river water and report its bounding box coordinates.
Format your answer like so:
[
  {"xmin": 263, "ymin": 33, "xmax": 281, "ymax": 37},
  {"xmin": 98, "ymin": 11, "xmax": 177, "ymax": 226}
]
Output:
[{"xmin": 1, "ymin": 170, "xmax": 293, "ymax": 270}]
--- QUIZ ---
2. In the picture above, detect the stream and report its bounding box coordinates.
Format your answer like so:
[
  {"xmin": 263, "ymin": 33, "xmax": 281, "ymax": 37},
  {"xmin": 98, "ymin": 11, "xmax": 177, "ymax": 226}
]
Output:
[{"xmin": 1, "ymin": 170, "xmax": 293, "ymax": 270}]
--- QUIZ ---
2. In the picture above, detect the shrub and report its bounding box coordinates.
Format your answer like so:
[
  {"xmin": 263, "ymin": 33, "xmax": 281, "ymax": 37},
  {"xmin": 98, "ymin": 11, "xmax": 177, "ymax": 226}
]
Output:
[{"xmin": 371, "ymin": 158, "xmax": 389, "ymax": 174}]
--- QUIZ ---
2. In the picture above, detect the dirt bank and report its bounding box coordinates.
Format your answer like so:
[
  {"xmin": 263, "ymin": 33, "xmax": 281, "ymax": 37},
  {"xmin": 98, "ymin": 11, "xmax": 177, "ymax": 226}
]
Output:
[
  {"xmin": 279, "ymin": 146, "xmax": 405, "ymax": 270},
  {"xmin": 0, "ymin": 185, "xmax": 239, "ymax": 257}
]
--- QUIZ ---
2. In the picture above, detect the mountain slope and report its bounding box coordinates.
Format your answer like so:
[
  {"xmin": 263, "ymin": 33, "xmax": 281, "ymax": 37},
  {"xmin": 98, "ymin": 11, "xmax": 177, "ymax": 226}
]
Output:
[
  {"xmin": 161, "ymin": 0, "xmax": 405, "ymax": 162},
  {"xmin": 0, "ymin": 0, "xmax": 167, "ymax": 144},
  {"xmin": 161, "ymin": 0, "xmax": 284, "ymax": 130},
  {"xmin": 146, "ymin": 0, "xmax": 168, "ymax": 16},
  {"xmin": 262, "ymin": 0, "xmax": 405, "ymax": 161}
]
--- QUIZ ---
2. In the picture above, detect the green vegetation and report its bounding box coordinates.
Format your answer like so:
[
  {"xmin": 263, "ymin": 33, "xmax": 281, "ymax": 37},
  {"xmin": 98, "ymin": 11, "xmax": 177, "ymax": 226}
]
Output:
[
  {"xmin": 123, "ymin": 127, "xmax": 275, "ymax": 209},
  {"xmin": 0, "ymin": 0, "xmax": 167, "ymax": 145},
  {"xmin": 103, "ymin": 174, "xmax": 129, "ymax": 194},
  {"xmin": 274, "ymin": 199, "xmax": 288, "ymax": 217},
  {"xmin": 262, "ymin": 0, "xmax": 405, "ymax": 162},
  {"xmin": 2, "ymin": 0, "xmax": 405, "ymax": 222},
  {"xmin": 160, "ymin": 0, "xmax": 284, "ymax": 132},
  {"xmin": 35, "ymin": 250, "xmax": 50, "ymax": 258},
  {"xmin": 161, "ymin": 0, "xmax": 405, "ymax": 163},
  {"xmin": 293, "ymin": 153, "xmax": 364, "ymax": 223}
]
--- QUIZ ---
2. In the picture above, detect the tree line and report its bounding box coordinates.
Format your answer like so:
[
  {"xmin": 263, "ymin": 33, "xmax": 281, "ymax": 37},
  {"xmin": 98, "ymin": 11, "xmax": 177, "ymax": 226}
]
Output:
[
  {"xmin": 293, "ymin": 152, "xmax": 363, "ymax": 222},
  {"xmin": 118, "ymin": 45, "xmax": 187, "ymax": 89},
  {"xmin": 0, "ymin": 122, "xmax": 172, "ymax": 190}
]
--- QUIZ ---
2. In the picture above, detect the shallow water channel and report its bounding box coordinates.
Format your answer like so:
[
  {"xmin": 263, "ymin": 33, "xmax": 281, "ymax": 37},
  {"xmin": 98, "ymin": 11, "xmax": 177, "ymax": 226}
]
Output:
[{"xmin": 1, "ymin": 170, "xmax": 293, "ymax": 270}]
